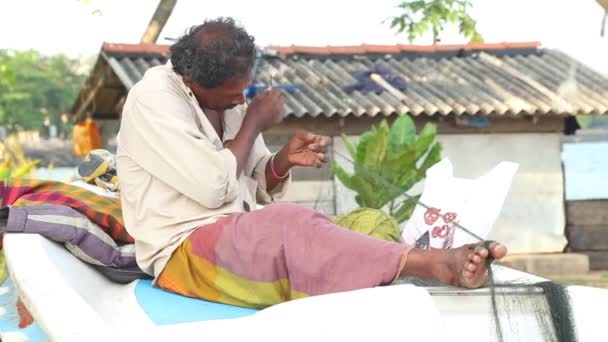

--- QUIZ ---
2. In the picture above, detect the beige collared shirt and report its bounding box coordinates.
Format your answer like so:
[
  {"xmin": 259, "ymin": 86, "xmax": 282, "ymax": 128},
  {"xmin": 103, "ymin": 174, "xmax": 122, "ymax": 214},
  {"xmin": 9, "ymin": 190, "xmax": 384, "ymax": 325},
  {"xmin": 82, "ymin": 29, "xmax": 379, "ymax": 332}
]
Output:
[{"xmin": 116, "ymin": 62, "xmax": 290, "ymax": 278}]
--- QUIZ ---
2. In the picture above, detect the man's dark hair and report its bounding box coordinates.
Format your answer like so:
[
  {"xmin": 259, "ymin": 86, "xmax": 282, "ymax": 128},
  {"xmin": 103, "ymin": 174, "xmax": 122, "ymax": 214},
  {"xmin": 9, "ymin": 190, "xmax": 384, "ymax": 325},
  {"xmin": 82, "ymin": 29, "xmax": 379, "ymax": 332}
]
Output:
[{"xmin": 170, "ymin": 17, "xmax": 256, "ymax": 88}]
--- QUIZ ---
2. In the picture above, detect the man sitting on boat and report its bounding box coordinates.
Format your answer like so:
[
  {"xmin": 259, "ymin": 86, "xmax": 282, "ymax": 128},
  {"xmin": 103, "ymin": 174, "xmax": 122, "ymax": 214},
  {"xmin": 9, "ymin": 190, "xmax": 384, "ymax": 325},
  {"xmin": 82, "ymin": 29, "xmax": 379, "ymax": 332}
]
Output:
[{"xmin": 116, "ymin": 17, "xmax": 508, "ymax": 308}]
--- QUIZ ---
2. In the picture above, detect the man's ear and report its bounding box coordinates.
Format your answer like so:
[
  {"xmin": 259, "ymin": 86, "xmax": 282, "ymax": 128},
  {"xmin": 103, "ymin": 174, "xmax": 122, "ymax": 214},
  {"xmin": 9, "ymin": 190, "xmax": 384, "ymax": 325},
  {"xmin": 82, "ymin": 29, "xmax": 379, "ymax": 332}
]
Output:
[{"xmin": 182, "ymin": 75, "xmax": 194, "ymax": 87}]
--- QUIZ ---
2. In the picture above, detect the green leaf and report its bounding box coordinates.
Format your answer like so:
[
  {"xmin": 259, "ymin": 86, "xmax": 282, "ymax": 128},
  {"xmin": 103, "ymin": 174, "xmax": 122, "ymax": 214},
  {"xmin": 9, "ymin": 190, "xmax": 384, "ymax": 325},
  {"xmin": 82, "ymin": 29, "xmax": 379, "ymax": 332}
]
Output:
[
  {"xmin": 470, "ymin": 32, "xmax": 484, "ymax": 43},
  {"xmin": 397, "ymin": 168, "xmax": 420, "ymax": 191},
  {"xmin": 355, "ymin": 130, "xmax": 376, "ymax": 164},
  {"xmin": 414, "ymin": 123, "xmax": 437, "ymax": 161},
  {"xmin": 406, "ymin": 22, "xmax": 416, "ymax": 43},
  {"xmin": 340, "ymin": 133, "xmax": 357, "ymax": 158},
  {"xmin": 388, "ymin": 115, "xmax": 416, "ymax": 160},
  {"xmin": 383, "ymin": 146, "xmax": 416, "ymax": 184},
  {"xmin": 351, "ymin": 175, "xmax": 379, "ymax": 208},
  {"xmin": 390, "ymin": 17, "xmax": 405, "ymax": 31},
  {"xmin": 417, "ymin": 142, "xmax": 442, "ymax": 179},
  {"xmin": 330, "ymin": 161, "xmax": 356, "ymax": 190},
  {"xmin": 363, "ymin": 120, "xmax": 389, "ymax": 171},
  {"xmin": 390, "ymin": 0, "xmax": 480, "ymax": 44},
  {"xmin": 393, "ymin": 196, "xmax": 421, "ymax": 223},
  {"xmin": 331, "ymin": 99, "xmax": 442, "ymax": 223},
  {"xmin": 447, "ymin": 11, "xmax": 459, "ymax": 23},
  {"xmin": 355, "ymin": 195, "xmax": 365, "ymax": 207},
  {"xmin": 408, "ymin": 0, "xmax": 428, "ymax": 12}
]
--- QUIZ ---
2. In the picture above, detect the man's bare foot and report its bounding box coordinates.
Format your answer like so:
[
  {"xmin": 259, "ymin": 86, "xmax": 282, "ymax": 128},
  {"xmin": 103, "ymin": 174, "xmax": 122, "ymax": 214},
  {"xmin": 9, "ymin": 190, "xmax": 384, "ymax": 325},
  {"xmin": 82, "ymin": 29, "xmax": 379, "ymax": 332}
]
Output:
[
  {"xmin": 402, "ymin": 242, "xmax": 508, "ymax": 289},
  {"xmin": 437, "ymin": 242, "xmax": 507, "ymax": 288}
]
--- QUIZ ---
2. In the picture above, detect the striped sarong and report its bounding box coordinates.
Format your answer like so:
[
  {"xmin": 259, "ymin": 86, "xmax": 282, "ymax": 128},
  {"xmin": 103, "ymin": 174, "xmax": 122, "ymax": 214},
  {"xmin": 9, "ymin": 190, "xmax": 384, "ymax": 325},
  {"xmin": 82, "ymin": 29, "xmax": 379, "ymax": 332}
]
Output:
[{"xmin": 157, "ymin": 203, "xmax": 411, "ymax": 309}]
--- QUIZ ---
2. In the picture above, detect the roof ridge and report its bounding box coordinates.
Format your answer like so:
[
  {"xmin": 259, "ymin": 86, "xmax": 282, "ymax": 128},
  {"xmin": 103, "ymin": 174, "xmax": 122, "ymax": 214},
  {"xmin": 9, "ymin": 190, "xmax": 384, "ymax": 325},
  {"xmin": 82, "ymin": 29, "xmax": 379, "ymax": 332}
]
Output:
[
  {"xmin": 264, "ymin": 42, "xmax": 542, "ymax": 56},
  {"xmin": 102, "ymin": 42, "xmax": 171, "ymax": 55},
  {"xmin": 100, "ymin": 41, "xmax": 542, "ymax": 56}
]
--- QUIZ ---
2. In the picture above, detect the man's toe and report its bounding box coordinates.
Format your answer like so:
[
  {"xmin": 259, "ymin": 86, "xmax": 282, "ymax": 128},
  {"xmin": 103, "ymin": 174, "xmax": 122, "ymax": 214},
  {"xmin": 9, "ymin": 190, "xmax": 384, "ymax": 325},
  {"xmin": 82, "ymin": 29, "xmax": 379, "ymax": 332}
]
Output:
[
  {"xmin": 474, "ymin": 245, "xmax": 488, "ymax": 257},
  {"xmin": 490, "ymin": 243, "xmax": 507, "ymax": 259}
]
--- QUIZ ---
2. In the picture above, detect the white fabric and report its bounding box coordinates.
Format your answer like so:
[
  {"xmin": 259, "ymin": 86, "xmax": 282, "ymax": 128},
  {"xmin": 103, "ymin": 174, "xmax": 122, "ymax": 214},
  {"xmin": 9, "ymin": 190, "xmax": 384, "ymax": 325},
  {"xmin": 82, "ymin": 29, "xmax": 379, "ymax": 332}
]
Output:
[
  {"xmin": 436, "ymin": 133, "xmax": 567, "ymax": 253},
  {"xmin": 402, "ymin": 158, "xmax": 518, "ymax": 248}
]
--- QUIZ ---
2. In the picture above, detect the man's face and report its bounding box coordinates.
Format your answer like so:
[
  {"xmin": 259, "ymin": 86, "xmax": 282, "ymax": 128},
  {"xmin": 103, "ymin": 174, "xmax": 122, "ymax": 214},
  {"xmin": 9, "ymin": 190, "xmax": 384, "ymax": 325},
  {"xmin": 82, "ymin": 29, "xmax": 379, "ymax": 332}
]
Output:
[{"xmin": 185, "ymin": 73, "xmax": 252, "ymax": 112}]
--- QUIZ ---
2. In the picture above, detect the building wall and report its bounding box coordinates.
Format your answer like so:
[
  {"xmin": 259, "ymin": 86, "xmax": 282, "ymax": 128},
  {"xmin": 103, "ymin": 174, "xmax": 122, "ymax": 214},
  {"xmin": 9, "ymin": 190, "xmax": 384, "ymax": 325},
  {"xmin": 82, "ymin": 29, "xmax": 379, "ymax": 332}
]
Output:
[
  {"xmin": 332, "ymin": 133, "xmax": 567, "ymax": 254},
  {"xmin": 562, "ymin": 140, "xmax": 608, "ymax": 269},
  {"xmin": 96, "ymin": 119, "xmax": 121, "ymax": 150}
]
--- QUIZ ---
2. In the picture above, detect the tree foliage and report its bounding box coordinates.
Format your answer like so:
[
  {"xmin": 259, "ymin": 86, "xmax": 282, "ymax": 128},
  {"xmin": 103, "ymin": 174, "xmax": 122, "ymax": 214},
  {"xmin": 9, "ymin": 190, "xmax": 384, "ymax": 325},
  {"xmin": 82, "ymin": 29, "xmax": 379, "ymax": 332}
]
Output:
[
  {"xmin": 389, "ymin": 0, "xmax": 482, "ymax": 44},
  {"xmin": 331, "ymin": 116, "xmax": 442, "ymax": 223},
  {"xmin": 0, "ymin": 50, "xmax": 88, "ymax": 132}
]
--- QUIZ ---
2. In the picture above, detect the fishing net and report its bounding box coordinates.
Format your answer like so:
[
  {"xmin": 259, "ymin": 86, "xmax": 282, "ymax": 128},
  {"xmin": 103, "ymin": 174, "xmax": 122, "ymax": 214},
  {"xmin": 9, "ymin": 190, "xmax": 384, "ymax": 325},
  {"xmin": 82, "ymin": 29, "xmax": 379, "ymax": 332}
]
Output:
[
  {"xmin": 397, "ymin": 263, "xmax": 577, "ymax": 342},
  {"xmin": 486, "ymin": 255, "xmax": 577, "ymax": 342}
]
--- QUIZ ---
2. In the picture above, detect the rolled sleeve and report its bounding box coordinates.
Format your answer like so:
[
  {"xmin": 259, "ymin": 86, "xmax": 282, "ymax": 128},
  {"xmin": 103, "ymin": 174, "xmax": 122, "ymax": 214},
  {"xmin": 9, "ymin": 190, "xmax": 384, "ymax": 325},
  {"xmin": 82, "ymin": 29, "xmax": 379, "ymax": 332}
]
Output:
[{"xmin": 120, "ymin": 88, "xmax": 239, "ymax": 208}]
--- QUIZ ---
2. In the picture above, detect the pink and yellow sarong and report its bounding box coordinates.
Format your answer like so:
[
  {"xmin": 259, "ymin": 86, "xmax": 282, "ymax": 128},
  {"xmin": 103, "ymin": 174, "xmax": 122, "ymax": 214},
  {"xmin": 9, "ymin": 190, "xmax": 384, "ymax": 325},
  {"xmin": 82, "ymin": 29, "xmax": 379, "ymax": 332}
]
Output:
[{"xmin": 157, "ymin": 203, "xmax": 411, "ymax": 309}]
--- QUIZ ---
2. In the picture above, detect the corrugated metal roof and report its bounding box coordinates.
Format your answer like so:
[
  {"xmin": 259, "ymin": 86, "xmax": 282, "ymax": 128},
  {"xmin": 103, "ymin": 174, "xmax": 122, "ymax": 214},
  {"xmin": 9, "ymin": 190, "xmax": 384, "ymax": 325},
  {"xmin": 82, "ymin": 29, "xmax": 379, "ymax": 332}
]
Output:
[{"xmin": 81, "ymin": 42, "xmax": 608, "ymax": 118}]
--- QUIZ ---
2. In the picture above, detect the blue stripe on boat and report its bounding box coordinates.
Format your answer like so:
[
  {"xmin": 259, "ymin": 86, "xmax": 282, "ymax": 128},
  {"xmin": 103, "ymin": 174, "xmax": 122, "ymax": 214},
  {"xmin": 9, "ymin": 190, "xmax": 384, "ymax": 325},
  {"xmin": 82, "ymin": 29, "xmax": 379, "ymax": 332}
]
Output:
[{"xmin": 134, "ymin": 279, "xmax": 258, "ymax": 325}]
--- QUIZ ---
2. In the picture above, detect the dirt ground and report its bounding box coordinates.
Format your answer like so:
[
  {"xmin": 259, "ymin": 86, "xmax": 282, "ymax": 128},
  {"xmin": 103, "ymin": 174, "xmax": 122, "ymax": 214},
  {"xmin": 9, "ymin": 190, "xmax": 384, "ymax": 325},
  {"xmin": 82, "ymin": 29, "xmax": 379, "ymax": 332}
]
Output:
[{"xmin": 547, "ymin": 272, "xmax": 608, "ymax": 288}]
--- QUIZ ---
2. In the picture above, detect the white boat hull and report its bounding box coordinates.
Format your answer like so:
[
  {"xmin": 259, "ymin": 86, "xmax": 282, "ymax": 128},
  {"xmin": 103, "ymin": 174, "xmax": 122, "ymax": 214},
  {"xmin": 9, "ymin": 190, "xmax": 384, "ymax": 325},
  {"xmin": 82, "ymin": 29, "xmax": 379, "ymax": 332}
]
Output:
[{"xmin": 2, "ymin": 233, "xmax": 607, "ymax": 342}]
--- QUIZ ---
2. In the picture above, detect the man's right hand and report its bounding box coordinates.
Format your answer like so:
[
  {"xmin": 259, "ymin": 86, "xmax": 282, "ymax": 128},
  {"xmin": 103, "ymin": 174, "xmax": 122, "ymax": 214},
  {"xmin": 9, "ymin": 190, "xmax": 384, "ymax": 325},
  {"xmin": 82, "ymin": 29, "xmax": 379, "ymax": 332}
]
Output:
[
  {"xmin": 244, "ymin": 88, "xmax": 285, "ymax": 132},
  {"xmin": 228, "ymin": 88, "xmax": 285, "ymax": 177}
]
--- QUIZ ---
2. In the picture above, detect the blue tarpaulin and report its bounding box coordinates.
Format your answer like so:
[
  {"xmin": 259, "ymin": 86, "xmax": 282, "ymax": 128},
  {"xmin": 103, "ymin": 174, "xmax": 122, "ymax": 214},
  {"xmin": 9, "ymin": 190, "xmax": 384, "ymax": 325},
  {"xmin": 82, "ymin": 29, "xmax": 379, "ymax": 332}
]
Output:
[{"xmin": 343, "ymin": 66, "xmax": 408, "ymax": 94}]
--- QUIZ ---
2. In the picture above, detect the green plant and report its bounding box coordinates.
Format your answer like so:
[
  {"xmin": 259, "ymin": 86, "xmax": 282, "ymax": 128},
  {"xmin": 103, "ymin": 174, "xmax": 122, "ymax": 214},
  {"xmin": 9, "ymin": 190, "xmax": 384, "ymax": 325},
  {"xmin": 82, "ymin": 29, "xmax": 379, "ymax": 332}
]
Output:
[
  {"xmin": 0, "ymin": 49, "xmax": 88, "ymax": 132},
  {"xmin": 388, "ymin": 0, "xmax": 482, "ymax": 44},
  {"xmin": 331, "ymin": 115, "xmax": 442, "ymax": 223},
  {"xmin": 0, "ymin": 136, "xmax": 40, "ymax": 180}
]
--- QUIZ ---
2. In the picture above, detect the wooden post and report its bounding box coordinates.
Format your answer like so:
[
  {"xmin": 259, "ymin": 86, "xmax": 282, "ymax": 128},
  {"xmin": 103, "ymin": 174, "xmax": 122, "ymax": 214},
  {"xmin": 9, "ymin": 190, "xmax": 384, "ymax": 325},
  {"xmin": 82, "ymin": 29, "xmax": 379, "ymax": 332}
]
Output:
[
  {"xmin": 140, "ymin": 0, "xmax": 178, "ymax": 44},
  {"xmin": 598, "ymin": 0, "xmax": 608, "ymax": 37}
]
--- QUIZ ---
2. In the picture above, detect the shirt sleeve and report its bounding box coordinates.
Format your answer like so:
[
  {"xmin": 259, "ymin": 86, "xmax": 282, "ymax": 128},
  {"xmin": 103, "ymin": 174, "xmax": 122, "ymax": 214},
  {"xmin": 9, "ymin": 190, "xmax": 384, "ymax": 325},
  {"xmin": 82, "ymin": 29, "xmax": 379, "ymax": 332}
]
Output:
[{"xmin": 120, "ymin": 88, "xmax": 239, "ymax": 209}]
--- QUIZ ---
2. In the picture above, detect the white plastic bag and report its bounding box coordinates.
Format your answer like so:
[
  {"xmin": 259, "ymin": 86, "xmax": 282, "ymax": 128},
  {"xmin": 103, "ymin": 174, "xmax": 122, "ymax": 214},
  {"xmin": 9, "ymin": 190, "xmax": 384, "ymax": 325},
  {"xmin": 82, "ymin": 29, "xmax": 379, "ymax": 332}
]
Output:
[{"xmin": 402, "ymin": 158, "xmax": 519, "ymax": 249}]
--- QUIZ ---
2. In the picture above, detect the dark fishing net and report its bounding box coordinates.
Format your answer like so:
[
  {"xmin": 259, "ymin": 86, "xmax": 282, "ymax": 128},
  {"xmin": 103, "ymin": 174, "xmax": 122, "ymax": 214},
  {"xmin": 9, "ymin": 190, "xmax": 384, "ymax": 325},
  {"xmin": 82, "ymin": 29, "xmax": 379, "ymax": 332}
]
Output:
[
  {"xmin": 486, "ymin": 266, "xmax": 577, "ymax": 342},
  {"xmin": 400, "ymin": 264, "xmax": 577, "ymax": 342},
  {"xmin": 332, "ymin": 150, "xmax": 578, "ymax": 342}
]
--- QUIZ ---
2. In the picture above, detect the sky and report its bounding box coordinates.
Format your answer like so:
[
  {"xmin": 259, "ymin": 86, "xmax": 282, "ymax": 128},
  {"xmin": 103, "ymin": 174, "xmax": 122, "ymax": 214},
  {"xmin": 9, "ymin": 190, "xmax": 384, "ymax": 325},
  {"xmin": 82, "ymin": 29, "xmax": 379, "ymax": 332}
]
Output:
[{"xmin": 1, "ymin": 0, "xmax": 607, "ymax": 74}]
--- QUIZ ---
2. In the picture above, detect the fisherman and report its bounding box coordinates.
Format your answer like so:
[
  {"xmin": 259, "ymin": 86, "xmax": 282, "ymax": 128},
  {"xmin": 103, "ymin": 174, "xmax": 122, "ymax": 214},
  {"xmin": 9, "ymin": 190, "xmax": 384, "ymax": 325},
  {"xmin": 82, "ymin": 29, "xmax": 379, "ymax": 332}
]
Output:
[{"xmin": 116, "ymin": 17, "xmax": 507, "ymax": 308}]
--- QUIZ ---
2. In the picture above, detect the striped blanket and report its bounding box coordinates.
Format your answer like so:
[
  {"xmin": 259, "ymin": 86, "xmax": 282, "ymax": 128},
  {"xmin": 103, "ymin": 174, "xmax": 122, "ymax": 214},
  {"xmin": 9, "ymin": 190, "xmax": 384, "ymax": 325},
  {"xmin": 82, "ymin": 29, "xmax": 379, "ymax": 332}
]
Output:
[{"xmin": 1, "ymin": 178, "xmax": 132, "ymax": 243}]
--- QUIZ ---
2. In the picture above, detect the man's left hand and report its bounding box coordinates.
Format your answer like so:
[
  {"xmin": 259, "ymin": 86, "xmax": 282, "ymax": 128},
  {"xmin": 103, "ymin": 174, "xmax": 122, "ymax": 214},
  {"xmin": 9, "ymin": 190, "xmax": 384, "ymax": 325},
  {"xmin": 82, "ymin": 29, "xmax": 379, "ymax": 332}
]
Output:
[{"xmin": 285, "ymin": 131, "xmax": 331, "ymax": 168}]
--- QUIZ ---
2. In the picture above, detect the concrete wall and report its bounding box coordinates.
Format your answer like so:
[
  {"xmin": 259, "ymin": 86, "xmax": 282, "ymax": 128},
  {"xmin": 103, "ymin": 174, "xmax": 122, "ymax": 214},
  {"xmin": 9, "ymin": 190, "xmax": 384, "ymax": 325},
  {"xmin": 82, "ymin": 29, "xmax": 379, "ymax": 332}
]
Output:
[
  {"xmin": 279, "ymin": 180, "xmax": 335, "ymax": 215},
  {"xmin": 333, "ymin": 133, "xmax": 567, "ymax": 254}
]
